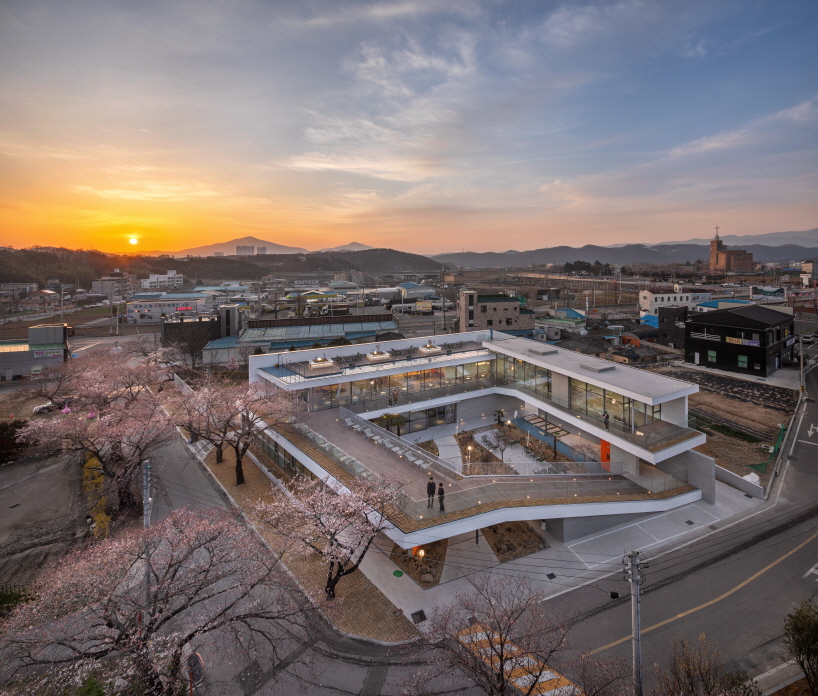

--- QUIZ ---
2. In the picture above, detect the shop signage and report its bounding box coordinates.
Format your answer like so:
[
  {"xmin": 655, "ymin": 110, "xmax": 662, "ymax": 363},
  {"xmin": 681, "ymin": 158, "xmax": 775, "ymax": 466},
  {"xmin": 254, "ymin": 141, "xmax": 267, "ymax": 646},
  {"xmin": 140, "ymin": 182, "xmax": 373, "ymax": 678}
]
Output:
[
  {"xmin": 725, "ymin": 337, "xmax": 760, "ymax": 347},
  {"xmin": 32, "ymin": 349, "xmax": 63, "ymax": 358}
]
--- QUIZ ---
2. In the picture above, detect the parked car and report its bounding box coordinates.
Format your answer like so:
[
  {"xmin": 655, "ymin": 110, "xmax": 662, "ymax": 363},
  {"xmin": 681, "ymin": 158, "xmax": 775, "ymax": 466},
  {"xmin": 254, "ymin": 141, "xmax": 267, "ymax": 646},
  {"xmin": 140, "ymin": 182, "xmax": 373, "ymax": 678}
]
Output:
[
  {"xmin": 32, "ymin": 402, "xmax": 57, "ymax": 414},
  {"xmin": 802, "ymin": 335, "xmax": 815, "ymax": 345}
]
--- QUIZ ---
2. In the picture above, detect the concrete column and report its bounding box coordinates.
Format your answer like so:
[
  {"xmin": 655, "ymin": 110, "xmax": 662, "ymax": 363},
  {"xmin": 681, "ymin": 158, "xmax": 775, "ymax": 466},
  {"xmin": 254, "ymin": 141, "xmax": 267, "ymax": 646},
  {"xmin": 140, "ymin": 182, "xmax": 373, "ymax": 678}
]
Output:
[
  {"xmin": 610, "ymin": 443, "xmax": 639, "ymax": 475},
  {"xmin": 551, "ymin": 372, "xmax": 570, "ymax": 404},
  {"xmin": 660, "ymin": 396, "xmax": 687, "ymax": 425}
]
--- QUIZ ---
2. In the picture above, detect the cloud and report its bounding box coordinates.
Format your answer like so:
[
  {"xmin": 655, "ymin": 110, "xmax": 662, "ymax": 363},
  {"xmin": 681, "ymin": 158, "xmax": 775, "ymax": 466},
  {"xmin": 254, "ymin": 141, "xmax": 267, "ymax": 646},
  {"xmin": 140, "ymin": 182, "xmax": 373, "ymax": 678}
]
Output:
[
  {"xmin": 281, "ymin": 0, "xmax": 479, "ymax": 29},
  {"xmin": 73, "ymin": 182, "xmax": 222, "ymax": 202}
]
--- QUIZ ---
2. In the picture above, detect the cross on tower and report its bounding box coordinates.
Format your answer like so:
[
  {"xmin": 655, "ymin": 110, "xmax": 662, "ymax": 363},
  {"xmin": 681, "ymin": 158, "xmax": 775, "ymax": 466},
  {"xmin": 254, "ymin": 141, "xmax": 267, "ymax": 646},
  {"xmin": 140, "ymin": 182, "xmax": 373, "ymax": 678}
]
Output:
[{"xmin": 714, "ymin": 225, "xmax": 720, "ymax": 239}]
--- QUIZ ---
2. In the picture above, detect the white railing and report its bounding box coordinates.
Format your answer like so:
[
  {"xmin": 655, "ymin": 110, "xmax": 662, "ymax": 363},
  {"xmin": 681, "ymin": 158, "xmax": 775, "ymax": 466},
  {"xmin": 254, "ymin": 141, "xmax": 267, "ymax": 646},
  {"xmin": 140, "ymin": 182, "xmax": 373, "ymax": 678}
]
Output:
[{"xmin": 339, "ymin": 406, "xmax": 463, "ymax": 477}]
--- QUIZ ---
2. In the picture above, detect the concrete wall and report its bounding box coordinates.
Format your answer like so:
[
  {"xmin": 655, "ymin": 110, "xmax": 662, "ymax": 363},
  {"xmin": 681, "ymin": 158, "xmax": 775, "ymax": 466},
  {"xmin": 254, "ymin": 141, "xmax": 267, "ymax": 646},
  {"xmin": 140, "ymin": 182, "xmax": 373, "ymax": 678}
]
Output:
[
  {"xmin": 657, "ymin": 448, "xmax": 716, "ymax": 504},
  {"xmin": 715, "ymin": 464, "xmax": 764, "ymax": 498},
  {"xmin": 545, "ymin": 512, "xmax": 651, "ymax": 543},
  {"xmin": 611, "ymin": 443, "xmax": 639, "ymax": 475},
  {"xmin": 0, "ymin": 350, "xmax": 65, "ymax": 381},
  {"xmin": 457, "ymin": 393, "xmax": 531, "ymax": 423},
  {"xmin": 661, "ymin": 396, "xmax": 688, "ymax": 424}
]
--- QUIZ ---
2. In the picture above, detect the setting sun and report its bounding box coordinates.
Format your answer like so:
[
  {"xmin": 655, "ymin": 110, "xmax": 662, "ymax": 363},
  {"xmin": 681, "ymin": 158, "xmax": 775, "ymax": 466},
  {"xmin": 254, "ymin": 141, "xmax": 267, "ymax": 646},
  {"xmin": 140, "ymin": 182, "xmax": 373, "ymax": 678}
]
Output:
[{"xmin": 129, "ymin": 238, "xmax": 138, "ymax": 245}]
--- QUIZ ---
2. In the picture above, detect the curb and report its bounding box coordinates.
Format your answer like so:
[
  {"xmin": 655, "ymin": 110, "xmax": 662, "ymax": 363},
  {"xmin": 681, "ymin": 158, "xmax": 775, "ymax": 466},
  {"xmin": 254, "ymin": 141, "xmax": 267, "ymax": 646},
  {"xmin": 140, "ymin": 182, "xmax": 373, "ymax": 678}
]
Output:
[{"xmin": 755, "ymin": 661, "xmax": 803, "ymax": 696}]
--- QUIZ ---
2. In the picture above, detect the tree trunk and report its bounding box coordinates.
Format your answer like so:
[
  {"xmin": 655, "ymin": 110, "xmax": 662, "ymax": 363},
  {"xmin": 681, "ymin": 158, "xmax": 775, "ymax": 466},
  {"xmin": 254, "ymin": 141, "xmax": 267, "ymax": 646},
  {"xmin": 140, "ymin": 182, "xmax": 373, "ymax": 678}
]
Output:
[
  {"xmin": 325, "ymin": 562, "xmax": 339, "ymax": 600},
  {"xmin": 117, "ymin": 476, "xmax": 138, "ymax": 512},
  {"xmin": 215, "ymin": 444, "xmax": 224, "ymax": 463},
  {"xmin": 235, "ymin": 456, "xmax": 245, "ymax": 486}
]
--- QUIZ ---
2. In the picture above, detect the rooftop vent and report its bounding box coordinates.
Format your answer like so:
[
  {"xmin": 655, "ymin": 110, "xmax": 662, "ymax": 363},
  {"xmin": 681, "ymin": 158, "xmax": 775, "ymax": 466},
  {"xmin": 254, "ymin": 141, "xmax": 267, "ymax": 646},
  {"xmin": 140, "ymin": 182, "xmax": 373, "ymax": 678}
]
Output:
[
  {"xmin": 580, "ymin": 363, "xmax": 615, "ymax": 373},
  {"xmin": 529, "ymin": 347, "xmax": 558, "ymax": 356}
]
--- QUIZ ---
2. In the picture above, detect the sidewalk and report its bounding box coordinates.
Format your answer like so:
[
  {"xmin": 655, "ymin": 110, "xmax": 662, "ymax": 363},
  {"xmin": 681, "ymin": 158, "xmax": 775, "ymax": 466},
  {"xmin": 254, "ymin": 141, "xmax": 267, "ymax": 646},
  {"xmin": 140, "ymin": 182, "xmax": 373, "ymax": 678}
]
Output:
[
  {"xmin": 197, "ymin": 444, "xmax": 419, "ymax": 644},
  {"xmin": 353, "ymin": 479, "xmax": 764, "ymax": 624}
]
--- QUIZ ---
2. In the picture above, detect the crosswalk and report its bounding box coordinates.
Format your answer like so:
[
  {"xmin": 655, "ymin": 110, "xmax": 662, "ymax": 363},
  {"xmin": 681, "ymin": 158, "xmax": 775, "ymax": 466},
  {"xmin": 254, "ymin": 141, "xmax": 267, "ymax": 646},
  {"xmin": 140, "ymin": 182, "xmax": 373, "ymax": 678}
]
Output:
[{"xmin": 457, "ymin": 623, "xmax": 579, "ymax": 696}]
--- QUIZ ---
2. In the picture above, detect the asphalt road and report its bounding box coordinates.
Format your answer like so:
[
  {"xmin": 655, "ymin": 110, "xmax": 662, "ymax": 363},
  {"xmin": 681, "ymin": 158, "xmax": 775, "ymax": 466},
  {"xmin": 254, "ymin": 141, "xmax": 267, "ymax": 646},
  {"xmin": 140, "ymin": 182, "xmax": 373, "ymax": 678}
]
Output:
[{"xmin": 548, "ymin": 346, "xmax": 818, "ymax": 690}]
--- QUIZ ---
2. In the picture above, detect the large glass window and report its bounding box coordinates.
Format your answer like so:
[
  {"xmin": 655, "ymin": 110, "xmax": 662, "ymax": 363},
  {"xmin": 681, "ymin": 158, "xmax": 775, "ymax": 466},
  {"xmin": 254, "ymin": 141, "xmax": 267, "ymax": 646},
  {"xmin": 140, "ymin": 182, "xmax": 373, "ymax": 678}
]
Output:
[{"xmin": 570, "ymin": 378, "xmax": 656, "ymax": 429}]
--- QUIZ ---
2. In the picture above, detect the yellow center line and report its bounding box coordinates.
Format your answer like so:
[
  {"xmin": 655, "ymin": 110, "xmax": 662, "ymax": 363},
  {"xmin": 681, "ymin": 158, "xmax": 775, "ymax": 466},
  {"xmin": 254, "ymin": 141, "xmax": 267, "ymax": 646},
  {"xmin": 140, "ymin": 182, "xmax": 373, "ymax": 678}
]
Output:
[{"xmin": 587, "ymin": 527, "xmax": 818, "ymax": 656}]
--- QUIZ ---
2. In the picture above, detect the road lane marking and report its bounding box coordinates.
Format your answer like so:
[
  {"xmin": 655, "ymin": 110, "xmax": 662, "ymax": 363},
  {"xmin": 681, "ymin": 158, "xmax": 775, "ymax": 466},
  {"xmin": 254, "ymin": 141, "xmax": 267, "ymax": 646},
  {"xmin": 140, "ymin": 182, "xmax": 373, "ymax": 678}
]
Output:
[
  {"xmin": 587, "ymin": 527, "xmax": 818, "ymax": 655},
  {"xmin": 803, "ymin": 562, "xmax": 818, "ymax": 580},
  {"xmin": 797, "ymin": 440, "xmax": 818, "ymax": 447}
]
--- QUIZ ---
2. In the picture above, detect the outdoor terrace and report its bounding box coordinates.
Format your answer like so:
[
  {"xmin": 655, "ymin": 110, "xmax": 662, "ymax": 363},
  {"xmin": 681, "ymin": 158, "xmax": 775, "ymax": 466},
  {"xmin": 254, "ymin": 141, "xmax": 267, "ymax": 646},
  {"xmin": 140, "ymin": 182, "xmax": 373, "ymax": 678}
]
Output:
[
  {"xmin": 260, "ymin": 340, "xmax": 489, "ymax": 383},
  {"xmin": 275, "ymin": 409, "xmax": 693, "ymax": 530}
]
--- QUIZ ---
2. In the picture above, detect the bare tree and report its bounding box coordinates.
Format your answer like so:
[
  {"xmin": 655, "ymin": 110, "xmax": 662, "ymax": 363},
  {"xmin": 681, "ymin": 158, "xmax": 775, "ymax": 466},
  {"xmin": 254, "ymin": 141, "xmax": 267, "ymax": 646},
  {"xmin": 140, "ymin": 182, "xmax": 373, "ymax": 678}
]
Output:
[
  {"xmin": 408, "ymin": 572, "xmax": 629, "ymax": 696},
  {"xmin": 0, "ymin": 509, "xmax": 319, "ymax": 696},
  {"xmin": 651, "ymin": 634, "xmax": 759, "ymax": 696},
  {"xmin": 783, "ymin": 600, "xmax": 818, "ymax": 696},
  {"xmin": 254, "ymin": 474, "xmax": 404, "ymax": 600}
]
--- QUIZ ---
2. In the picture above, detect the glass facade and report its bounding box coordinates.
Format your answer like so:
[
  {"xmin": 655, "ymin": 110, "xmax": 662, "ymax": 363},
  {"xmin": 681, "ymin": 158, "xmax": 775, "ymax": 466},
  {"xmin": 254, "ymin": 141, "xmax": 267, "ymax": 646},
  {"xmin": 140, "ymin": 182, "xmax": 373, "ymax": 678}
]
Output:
[
  {"xmin": 407, "ymin": 404, "xmax": 457, "ymax": 433},
  {"xmin": 494, "ymin": 355, "xmax": 552, "ymax": 398},
  {"xmin": 256, "ymin": 433, "xmax": 316, "ymax": 481},
  {"xmin": 291, "ymin": 353, "xmax": 660, "ymax": 431},
  {"xmin": 570, "ymin": 378, "xmax": 660, "ymax": 429},
  {"xmin": 309, "ymin": 361, "xmax": 493, "ymax": 410}
]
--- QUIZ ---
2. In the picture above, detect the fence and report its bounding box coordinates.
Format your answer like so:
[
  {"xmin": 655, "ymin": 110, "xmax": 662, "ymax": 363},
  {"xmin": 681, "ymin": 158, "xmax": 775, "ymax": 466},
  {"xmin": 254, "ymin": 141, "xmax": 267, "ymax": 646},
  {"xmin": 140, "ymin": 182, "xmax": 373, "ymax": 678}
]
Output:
[{"xmin": 173, "ymin": 372, "xmax": 193, "ymax": 394}]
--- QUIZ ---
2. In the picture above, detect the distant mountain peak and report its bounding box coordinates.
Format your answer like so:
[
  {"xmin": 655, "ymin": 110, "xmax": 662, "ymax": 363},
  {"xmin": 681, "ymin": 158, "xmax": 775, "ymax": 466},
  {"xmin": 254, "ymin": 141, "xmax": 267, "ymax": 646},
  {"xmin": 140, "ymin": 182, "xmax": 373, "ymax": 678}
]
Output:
[
  {"xmin": 172, "ymin": 236, "xmax": 309, "ymax": 256},
  {"xmin": 316, "ymin": 241, "xmax": 375, "ymax": 252}
]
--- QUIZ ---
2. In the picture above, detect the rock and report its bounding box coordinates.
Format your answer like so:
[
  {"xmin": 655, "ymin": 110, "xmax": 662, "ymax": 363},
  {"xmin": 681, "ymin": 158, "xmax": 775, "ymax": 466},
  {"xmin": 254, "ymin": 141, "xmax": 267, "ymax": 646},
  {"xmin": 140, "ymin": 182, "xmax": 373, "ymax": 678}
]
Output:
[{"xmin": 421, "ymin": 573, "xmax": 434, "ymax": 583}]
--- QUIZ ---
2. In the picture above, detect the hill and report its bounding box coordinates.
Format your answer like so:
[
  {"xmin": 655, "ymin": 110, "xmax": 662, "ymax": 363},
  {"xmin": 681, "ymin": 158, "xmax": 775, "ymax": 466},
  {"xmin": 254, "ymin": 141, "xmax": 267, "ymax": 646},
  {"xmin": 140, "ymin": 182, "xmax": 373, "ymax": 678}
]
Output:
[
  {"xmin": 0, "ymin": 246, "xmax": 443, "ymax": 286},
  {"xmin": 248, "ymin": 248, "xmax": 443, "ymax": 274},
  {"xmin": 315, "ymin": 242, "xmax": 374, "ymax": 252},
  {"xmin": 173, "ymin": 236, "xmax": 308, "ymax": 256},
  {"xmin": 432, "ymin": 243, "xmax": 818, "ymax": 268}
]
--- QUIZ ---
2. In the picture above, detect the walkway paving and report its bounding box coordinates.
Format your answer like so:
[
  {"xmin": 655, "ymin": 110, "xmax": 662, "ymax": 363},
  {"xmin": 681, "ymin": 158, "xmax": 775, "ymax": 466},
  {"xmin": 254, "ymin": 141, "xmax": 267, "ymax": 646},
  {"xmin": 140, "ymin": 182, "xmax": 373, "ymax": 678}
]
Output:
[{"xmin": 433, "ymin": 435, "xmax": 462, "ymax": 465}]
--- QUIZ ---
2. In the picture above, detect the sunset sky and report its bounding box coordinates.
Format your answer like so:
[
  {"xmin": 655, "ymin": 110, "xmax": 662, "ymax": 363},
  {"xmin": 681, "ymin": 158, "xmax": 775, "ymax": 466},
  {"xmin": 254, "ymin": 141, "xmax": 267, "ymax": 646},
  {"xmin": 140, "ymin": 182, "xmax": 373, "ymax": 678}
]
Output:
[{"xmin": 1, "ymin": 0, "xmax": 816, "ymax": 254}]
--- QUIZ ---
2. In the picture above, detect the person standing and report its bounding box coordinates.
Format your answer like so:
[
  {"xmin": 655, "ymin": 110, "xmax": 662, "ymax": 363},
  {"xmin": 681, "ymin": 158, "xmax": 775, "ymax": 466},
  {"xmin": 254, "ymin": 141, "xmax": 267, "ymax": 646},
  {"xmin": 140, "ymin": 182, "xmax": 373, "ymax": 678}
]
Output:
[
  {"xmin": 603, "ymin": 411, "xmax": 610, "ymax": 430},
  {"xmin": 437, "ymin": 483, "xmax": 445, "ymax": 513},
  {"xmin": 426, "ymin": 476, "xmax": 436, "ymax": 508}
]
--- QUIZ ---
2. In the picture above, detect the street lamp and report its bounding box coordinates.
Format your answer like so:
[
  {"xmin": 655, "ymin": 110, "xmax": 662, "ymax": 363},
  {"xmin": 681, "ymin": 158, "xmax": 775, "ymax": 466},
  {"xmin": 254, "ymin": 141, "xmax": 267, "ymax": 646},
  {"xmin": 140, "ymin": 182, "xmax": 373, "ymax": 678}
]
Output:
[{"xmin": 467, "ymin": 445, "xmax": 473, "ymax": 467}]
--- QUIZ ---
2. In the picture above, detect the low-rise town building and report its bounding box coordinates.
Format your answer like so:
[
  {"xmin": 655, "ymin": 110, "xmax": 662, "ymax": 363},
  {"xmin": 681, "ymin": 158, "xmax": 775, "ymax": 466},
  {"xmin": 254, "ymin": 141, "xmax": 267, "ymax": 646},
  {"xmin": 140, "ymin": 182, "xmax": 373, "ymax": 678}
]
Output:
[
  {"xmin": 684, "ymin": 304, "xmax": 795, "ymax": 377},
  {"xmin": 141, "ymin": 270, "xmax": 185, "ymax": 290},
  {"xmin": 638, "ymin": 290, "xmax": 712, "ymax": 315},
  {"xmin": 455, "ymin": 291, "xmax": 535, "ymax": 335},
  {"xmin": 0, "ymin": 324, "xmax": 69, "ymax": 381}
]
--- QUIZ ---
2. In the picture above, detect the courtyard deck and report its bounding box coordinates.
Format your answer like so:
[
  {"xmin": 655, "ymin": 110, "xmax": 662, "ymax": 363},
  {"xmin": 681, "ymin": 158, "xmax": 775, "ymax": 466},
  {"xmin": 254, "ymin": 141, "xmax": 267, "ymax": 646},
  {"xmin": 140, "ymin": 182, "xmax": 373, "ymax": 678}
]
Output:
[{"xmin": 295, "ymin": 409, "xmax": 687, "ymax": 523}]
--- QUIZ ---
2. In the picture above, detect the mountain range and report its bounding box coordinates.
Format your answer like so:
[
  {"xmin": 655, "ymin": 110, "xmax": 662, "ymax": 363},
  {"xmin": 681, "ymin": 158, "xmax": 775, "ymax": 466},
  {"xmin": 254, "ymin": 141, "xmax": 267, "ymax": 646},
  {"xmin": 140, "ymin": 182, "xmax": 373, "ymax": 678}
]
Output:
[
  {"xmin": 144, "ymin": 236, "xmax": 374, "ymax": 256},
  {"xmin": 432, "ymin": 242, "xmax": 818, "ymax": 268},
  {"xmin": 656, "ymin": 227, "xmax": 818, "ymax": 247}
]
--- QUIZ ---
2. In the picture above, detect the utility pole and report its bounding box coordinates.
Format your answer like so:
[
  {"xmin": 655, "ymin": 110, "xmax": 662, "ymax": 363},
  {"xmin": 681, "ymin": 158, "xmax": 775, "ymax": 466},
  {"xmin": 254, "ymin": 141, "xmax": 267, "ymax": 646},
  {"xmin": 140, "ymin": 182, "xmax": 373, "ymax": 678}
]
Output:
[
  {"xmin": 800, "ymin": 335, "xmax": 805, "ymax": 395},
  {"xmin": 141, "ymin": 459, "xmax": 153, "ymax": 635},
  {"xmin": 624, "ymin": 549, "xmax": 648, "ymax": 696}
]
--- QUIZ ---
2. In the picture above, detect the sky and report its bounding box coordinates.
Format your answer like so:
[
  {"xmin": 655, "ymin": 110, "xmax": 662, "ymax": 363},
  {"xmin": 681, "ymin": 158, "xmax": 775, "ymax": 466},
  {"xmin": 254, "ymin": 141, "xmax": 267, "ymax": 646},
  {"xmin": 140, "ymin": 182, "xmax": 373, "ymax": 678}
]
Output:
[{"xmin": 0, "ymin": 0, "xmax": 816, "ymax": 255}]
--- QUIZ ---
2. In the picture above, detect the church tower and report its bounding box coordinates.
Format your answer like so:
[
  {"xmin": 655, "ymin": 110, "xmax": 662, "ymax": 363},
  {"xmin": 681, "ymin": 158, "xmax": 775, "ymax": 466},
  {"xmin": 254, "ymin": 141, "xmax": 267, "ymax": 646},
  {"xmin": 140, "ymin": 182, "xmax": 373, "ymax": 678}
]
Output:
[{"xmin": 709, "ymin": 225, "xmax": 724, "ymax": 270}]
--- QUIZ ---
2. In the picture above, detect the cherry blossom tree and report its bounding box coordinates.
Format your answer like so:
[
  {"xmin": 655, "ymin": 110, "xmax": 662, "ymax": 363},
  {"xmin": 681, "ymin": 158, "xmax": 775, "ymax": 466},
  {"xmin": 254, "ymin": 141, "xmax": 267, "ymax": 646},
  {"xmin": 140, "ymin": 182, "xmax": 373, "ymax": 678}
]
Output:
[
  {"xmin": 18, "ymin": 393, "xmax": 174, "ymax": 510},
  {"xmin": 408, "ymin": 572, "xmax": 629, "ymax": 696},
  {"xmin": 0, "ymin": 508, "xmax": 318, "ymax": 696},
  {"xmin": 14, "ymin": 347, "xmax": 168, "ymax": 411},
  {"xmin": 170, "ymin": 378, "xmax": 298, "ymax": 486},
  {"xmin": 254, "ymin": 474, "xmax": 404, "ymax": 600}
]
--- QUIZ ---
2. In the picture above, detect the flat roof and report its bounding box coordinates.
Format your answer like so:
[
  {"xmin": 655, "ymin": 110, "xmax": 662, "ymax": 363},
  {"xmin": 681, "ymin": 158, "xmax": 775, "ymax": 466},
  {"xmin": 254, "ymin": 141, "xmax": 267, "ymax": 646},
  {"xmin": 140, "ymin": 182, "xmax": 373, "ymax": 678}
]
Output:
[{"xmin": 485, "ymin": 334, "xmax": 696, "ymax": 404}]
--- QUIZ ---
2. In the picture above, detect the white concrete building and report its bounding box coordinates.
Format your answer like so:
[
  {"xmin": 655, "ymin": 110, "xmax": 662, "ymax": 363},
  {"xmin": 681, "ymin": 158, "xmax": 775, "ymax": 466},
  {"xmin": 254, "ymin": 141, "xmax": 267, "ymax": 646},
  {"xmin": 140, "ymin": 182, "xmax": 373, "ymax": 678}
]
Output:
[
  {"xmin": 248, "ymin": 331, "xmax": 714, "ymax": 546},
  {"xmin": 639, "ymin": 290, "xmax": 712, "ymax": 316},
  {"xmin": 141, "ymin": 270, "xmax": 185, "ymax": 290}
]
